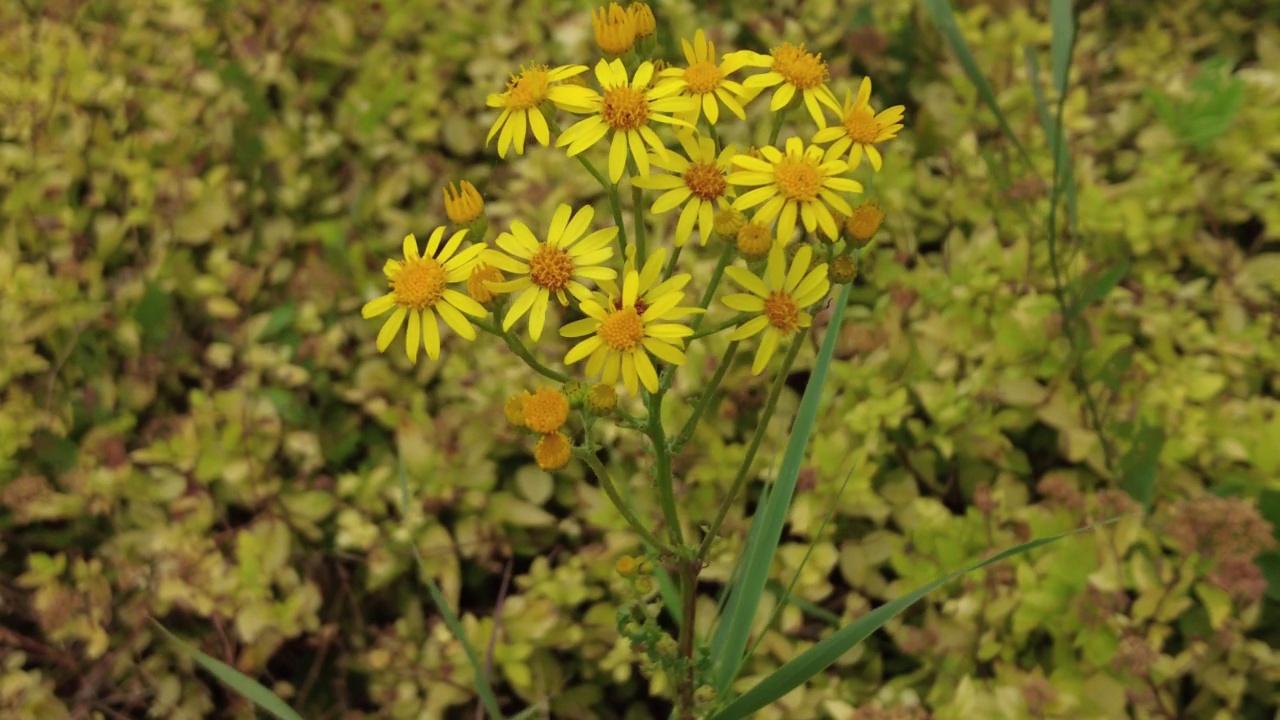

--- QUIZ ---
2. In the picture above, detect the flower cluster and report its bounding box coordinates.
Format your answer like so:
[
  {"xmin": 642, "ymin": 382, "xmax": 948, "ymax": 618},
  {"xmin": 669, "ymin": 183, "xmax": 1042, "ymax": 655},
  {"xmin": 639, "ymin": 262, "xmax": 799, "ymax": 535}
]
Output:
[{"xmin": 358, "ymin": 4, "xmax": 904, "ymax": 473}]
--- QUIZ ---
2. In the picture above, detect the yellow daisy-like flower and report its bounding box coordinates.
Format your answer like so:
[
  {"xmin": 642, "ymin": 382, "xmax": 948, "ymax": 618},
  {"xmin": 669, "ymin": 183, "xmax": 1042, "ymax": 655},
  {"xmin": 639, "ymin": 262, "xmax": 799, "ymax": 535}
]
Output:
[
  {"xmin": 484, "ymin": 204, "xmax": 618, "ymax": 342},
  {"xmin": 593, "ymin": 3, "xmax": 636, "ymax": 56},
  {"xmin": 595, "ymin": 246, "xmax": 700, "ymax": 323},
  {"xmin": 632, "ymin": 133, "xmax": 736, "ymax": 246},
  {"xmin": 812, "ymin": 78, "xmax": 906, "ymax": 172},
  {"xmin": 724, "ymin": 243, "xmax": 831, "ymax": 374},
  {"xmin": 486, "ymin": 64, "xmax": 594, "ymax": 158},
  {"xmin": 556, "ymin": 59, "xmax": 698, "ymax": 184},
  {"xmin": 727, "ymin": 137, "xmax": 862, "ymax": 243},
  {"xmin": 361, "ymin": 229, "xmax": 488, "ymax": 363},
  {"xmin": 729, "ymin": 43, "xmax": 842, "ymax": 128},
  {"xmin": 561, "ymin": 270, "xmax": 697, "ymax": 396},
  {"xmin": 657, "ymin": 29, "xmax": 751, "ymax": 126}
]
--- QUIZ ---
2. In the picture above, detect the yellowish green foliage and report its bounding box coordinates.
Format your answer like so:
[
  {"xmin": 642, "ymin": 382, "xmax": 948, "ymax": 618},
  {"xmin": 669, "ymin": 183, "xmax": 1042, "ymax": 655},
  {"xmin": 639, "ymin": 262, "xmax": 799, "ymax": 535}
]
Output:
[{"xmin": 2, "ymin": 0, "xmax": 1279, "ymax": 718}]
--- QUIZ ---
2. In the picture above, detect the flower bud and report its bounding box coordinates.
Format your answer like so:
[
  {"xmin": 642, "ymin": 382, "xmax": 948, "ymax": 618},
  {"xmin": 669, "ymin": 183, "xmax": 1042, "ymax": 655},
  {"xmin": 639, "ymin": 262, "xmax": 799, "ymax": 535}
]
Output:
[
  {"xmin": 534, "ymin": 432, "xmax": 571, "ymax": 471},
  {"xmin": 829, "ymin": 254, "xmax": 858, "ymax": 284},
  {"xmin": 846, "ymin": 198, "xmax": 885, "ymax": 248},
  {"xmin": 586, "ymin": 383, "xmax": 618, "ymax": 413},
  {"xmin": 523, "ymin": 388, "xmax": 570, "ymax": 434},
  {"xmin": 592, "ymin": 3, "xmax": 636, "ymax": 56}
]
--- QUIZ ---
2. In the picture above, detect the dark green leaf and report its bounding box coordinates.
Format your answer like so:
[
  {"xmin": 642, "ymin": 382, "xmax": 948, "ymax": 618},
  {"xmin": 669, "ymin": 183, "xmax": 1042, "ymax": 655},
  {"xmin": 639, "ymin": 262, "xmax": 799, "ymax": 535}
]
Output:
[
  {"xmin": 1119, "ymin": 421, "xmax": 1165, "ymax": 510},
  {"xmin": 155, "ymin": 623, "xmax": 304, "ymax": 720}
]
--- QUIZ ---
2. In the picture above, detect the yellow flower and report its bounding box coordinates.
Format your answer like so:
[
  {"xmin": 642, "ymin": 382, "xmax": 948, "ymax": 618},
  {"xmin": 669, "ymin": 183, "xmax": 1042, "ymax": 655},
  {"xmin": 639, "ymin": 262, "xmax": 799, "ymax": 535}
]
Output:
[
  {"xmin": 595, "ymin": 245, "xmax": 700, "ymax": 323},
  {"xmin": 724, "ymin": 243, "xmax": 831, "ymax": 374},
  {"xmin": 523, "ymin": 388, "xmax": 570, "ymax": 433},
  {"xmin": 361, "ymin": 230, "xmax": 488, "ymax": 363},
  {"xmin": 484, "ymin": 204, "xmax": 618, "ymax": 342},
  {"xmin": 535, "ymin": 432, "xmax": 572, "ymax": 471},
  {"xmin": 556, "ymin": 59, "xmax": 698, "ymax": 184},
  {"xmin": 713, "ymin": 206, "xmax": 746, "ymax": 237},
  {"xmin": 467, "ymin": 263, "xmax": 504, "ymax": 304},
  {"xmin": 504, "ymin": 391, "xmax": 530, "ymax": 426},
  {"xmin": 632, "ymin": 133, "xmax": 736, "ymax": 246},
  {"xmin": 846, "ymin": 198, "xmax": 885, "ymax": 246},
  {"xmin": 561, "ymin": 270, "xmax": 697, "ymax": 396},
  {"xmin": 657, "ymin": 29, "xmax": 752, "ymax": 126},
  {"xmin": 586, "ymin": 383, "xmax": 618, "ymax": 413},
  {"xmin": 729, "ymin": 43, "xmax": 842, "ymax": 128},
  {"xmin": 727, "ymin": 137, "xmax": 862, "ymax": 242},
  {"xmin": 735, "ymin": 221, "xmax": 773, "ymax": 259},
  {"xmin": 593, "ymin": 3, "xmax": 636, "ymax": 56},
  {"xmin": 615, "ymin": 555, "xmax": 638, "ymax": 577},
  {"xmin": 443, "ymin": 180, "xmax": 484, "ymax": 225},
  {"xmin": 487, "ymin": 64, "xmax": 594, "ymax": 158},
  {"xmin": 629, "ymin": 2, "xmax": 656, "ymax": 39},
  {"xmin": 812, "ymin": 78, "xmax": 905, "ymax": 172}
]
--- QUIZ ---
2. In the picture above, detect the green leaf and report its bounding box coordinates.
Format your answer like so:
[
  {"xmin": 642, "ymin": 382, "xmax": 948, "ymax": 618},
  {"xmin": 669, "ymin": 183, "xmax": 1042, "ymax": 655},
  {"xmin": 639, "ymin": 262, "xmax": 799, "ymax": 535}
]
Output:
[
  {"xmin": 398, "ymin": 460, "xmax": 508, "ymax": 720},
  {"xmin": 1119, "ymin": 421, "xmax": 1165, "ymax": 510},
  {"xmin": 154, "ymin": 623, "xmax": 304, "ymax": 720},
  {"xmin": 1068, "ymin": 261, "xmax": 1129, "ymax": 319},
  {"xmin": 921, "ymin": 0, "xmax": 1034, "ymax": 171},
  {"xmin": 711, "ymin": 284, "xmax": 852, "ymax": 691},
  {"xmin": 1050, "ymin": 0, "xmax": 1075, "ymax": 102},
  {"xmin": 134, "ymin": 282, "xmax": 174, "ymax": 350},
  {"xmin": 710, "ymin": 522, "xmax": 1116, "ymax": 720}
]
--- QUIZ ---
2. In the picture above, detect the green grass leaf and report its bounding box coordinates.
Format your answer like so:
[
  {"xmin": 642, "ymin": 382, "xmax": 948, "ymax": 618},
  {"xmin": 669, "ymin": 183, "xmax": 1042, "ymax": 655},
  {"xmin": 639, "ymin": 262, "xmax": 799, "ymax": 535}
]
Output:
[
  {"xmin": 398, "ymin": 460, "xmax": 508, "ymax": 720},
  {"xmin": 711, "ymin": 283, "xmax": 852, "ymax": 692},
  {"xmin": 154, "ymin": 623, "xmax": 304, "ymax": 720},
  {"xmin": 710, "ymin": 521, "xmax": 1118, "ymax": 720},
  {"xmin": 1068, "ymin": 260, "xmax": 1129, "ymax": 320},
  {"xmin": 921, "ymin": 0, "xmax": 1034, "ymax": 171}
]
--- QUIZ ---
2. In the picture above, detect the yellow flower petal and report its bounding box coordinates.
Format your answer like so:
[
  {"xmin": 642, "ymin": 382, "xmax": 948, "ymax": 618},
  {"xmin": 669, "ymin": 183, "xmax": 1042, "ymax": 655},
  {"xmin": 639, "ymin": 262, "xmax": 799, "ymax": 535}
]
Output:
[
  {"xmin": 362, "ymin": 293, "xmax": 397, "ymax": 319},
  {"xmin": 377, "ymin": 307, "xmax": 407, "ymax": 351}
]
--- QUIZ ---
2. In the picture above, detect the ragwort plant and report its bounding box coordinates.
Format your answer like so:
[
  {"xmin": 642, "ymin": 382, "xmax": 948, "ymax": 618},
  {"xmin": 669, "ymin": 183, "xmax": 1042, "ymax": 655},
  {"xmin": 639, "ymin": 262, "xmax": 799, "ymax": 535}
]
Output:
[{"xmin": 195, "ymin": 3, "xmax": 1110, "ymax": 718}]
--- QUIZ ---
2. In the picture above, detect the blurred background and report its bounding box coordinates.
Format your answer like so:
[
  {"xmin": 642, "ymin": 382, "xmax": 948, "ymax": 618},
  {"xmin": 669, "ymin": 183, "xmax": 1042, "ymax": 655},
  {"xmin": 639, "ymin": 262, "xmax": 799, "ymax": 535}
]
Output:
[{"xmin": 2, "ymin": 0, "xmax": 1279, "ymax": 718}]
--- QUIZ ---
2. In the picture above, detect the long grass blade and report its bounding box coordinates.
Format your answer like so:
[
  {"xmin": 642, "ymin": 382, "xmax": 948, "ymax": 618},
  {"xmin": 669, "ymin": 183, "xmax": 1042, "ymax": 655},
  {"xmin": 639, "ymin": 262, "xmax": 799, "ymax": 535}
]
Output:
[
  {"xmin": 710, "ymin": 520, "xmax": 1119, "ymax": 720},
  {"xmin": 1048, "ymin": 0, "xmax": 1079, "ymax": 229},
  {"xmin": 154, "ymin": 622, "xmax": 305, "ymax": 720},
  {"xmin": 920, "ymin": 0, "xmax": 1035, "ymax": 172},
  {"xmin": 711, "ymin": 284, "xmax": 853, "ymax": 691},
  {"xmin": 398, "ymin": 460, "xmax": 508, "ymax": 720}
]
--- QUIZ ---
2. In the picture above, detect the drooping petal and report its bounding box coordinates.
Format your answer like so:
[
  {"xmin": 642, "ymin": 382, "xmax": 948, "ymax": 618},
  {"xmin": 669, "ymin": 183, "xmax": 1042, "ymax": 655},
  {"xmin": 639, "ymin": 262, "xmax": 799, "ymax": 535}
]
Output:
[
  {"xmin": 786, "ymin": 246, "xmax": 812, "ymax": 292},
  {"xmin": 752, "ymin": 328, "xmax": 780, "ymax": 374},
  {"xmin": 422, "ymin": 308, "xmax": 441, "ymax": 360},
  {"xmin": 436, "ymin": 301, "xmax": 476, "ymax": 340},
  {"xmin": 503, "ymin": 286, "xmax": 540, "ymax": 330},
  {"xmin": 565, "ymin": 335, "xmax": 602, "ymax": 364},
  {"xmin": 528, "ymin": 289, "xmax": 550, "ymax": 341},
  {"xmin": 634, "ymin": 351, "xmax": 659, "ymax": 393}
]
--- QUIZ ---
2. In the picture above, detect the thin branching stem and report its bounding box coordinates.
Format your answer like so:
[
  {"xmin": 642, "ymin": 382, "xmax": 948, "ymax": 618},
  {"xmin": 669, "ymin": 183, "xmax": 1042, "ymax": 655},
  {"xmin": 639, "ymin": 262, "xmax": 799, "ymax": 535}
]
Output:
[
  {"xmin": 672, "ymin": 341, "xmax": 739, "ymax": 453},
  {"xmin": 577, "ymin": 450, "xmax": 674, "ymax": 556}
]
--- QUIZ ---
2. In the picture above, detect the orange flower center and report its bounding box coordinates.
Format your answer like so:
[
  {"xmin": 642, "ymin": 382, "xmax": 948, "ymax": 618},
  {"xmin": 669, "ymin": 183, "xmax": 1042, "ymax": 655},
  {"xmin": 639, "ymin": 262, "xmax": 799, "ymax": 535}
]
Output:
[
  {"xmin": 684, "ymin": 60, "xmax": 723, "ymax": 94},
  {"xmin": 391, "ymin": 257, "xmax": 446, "ymax": 311},
  {"xmin": 506, "ymin": 66, "xmax": 551, "ymax": 110},
  {"xmin": 774, "ymin": 157, "xmax": 822, "ymax": 202},
  {"xmin": 683, "ymin": 161, "xmax": 727, "ymax": 201},
  {"xmin": 601, "ymin": 86, "xmax": 650, "ymax": 131},
  {"xmin": 599, "ymin": 307, "xmax": 646, "ymax": 350},
  {"xmin": 843, "ymin": 107, "xmax": 880, "ymax": 144},
  {"xmin": 763, "ymin": 292, "xmax": 800, "ymax": 332},
  {"xmin": 770, "ymin": 43, "xmax": 827, "ymax": 90},
  {"xmin": 847, "ymin": 202, "xmax": 886, "ymax": 242},
  {"xmin": 529, "ymin": 245, "xmax": 574, "ymax": 291}
]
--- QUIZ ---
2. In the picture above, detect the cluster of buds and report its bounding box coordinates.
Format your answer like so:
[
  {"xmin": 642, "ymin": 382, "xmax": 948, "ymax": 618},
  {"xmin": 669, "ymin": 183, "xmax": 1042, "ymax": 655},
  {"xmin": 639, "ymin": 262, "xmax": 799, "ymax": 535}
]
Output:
[
  {"xmin": 505, "ymin": 380, "xmax": 619, "ymax": 471},
  {"xmin": 592, "ymin": 2, "xmax": 656, "ymax": 58},
  {"xmin": 826, "ymin": 198, "xmax": 887, "ymax": 285}
]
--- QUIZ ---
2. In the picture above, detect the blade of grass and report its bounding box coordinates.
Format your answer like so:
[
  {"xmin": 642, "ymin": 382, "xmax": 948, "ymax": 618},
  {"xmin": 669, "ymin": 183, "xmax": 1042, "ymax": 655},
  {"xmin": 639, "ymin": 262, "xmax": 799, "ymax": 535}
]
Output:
[
  {"xmin": 920, "ymin": 0, "xmax": 1036, "ymax": 174},
  {"xmin": 745, "ymin": 452, "xmax": 863, "ymax": 660},
  {"xmin": 153, "ymin": 622, "xmax": 304, "ymax": 720},
  {"xmin": 1048, "ymin": 0, "xmax": 1079, "ymax": 230},
  {"xmin": 711, "ymin": 284, "xmax": 853, "ymax": 692},
  {"xmin": 398, "ymin": 460, "xmax": 508, "ymax": 720},
  {"xmin": 710, "ymin": 519, "xmax": 1121, "ymax": 720}
]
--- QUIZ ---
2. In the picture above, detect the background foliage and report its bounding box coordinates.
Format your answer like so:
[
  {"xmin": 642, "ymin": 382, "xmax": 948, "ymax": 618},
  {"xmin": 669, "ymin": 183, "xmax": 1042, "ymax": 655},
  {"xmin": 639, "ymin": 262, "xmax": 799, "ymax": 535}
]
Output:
[{"xmin": 3, "ymin": 0, "xmax": 1279, "ymax": 718}]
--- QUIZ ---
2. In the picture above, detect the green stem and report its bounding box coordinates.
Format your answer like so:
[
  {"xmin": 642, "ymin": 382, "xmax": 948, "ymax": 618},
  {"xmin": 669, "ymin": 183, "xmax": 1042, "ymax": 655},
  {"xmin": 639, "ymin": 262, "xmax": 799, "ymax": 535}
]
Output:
[
  {"xmin": 672, "ymin": 341, "xmax": 739, "ymax": 453},
  {"xmin": 632, "ymin": 182, "xmax": 647, "ymax": 266},
  {"xmin": 767, "ymin": 106, "xmax": 789, "ymax": 146},
  {"xmin": 696, "ymin": 336, "xmax": 803, "ymax": 563},
  {"xmin": 647, "ymin": 391, "xmax": 684, "ymax": 547},
  {"xmin": 676, "ymin": 558, "xmax": 698, "ymax": 716},
  {"xmin": 691, "ymin": 244, "xmax": 735, "ymax": 330},
  {"xmin": 689, "ymin": 313, "xmax": 749, "ymax": 340},
  {"xmin": 475, "ymin": 319, "xmax": 569, "ymax": 383},
  {"xmin": 608, "ymin": 183, "xmax": 630, "ymax": 256},
  {"xmin": 662, "ymin": 244, "xmax": 683, "ymax": 280},
  {"xmin": 578, "ymin": 450, "xmax": 674, "ymax": 556}
]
